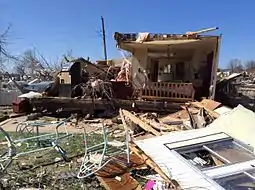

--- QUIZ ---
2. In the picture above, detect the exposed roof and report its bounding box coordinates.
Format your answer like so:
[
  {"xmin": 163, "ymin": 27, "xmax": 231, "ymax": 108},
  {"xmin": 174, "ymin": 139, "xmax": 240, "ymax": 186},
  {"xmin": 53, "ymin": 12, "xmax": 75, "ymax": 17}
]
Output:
[
  {"xmin": 114, "ymin": 32, "xmax": 219, "ymax": 53},
  {"xmin": 114, "ymin": 32, "xmax": 219, "ymax": 44},
  {"xmin": 217, "ymin": 73, "xmax": 243, "ymax": 84}
]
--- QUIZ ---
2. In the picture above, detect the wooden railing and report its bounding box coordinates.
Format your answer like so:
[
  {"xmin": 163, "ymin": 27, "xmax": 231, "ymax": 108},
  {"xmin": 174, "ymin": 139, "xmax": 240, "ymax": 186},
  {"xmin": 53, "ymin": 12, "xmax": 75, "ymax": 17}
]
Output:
[{"xmin": 141, "ymin": 82, "xmax": 195, "ymax": 102}]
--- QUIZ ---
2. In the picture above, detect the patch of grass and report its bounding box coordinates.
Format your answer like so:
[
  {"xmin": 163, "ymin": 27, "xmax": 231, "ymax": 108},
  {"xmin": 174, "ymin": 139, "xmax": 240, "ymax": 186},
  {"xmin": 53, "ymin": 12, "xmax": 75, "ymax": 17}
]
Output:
[{"xmin": 1, "ymin": 129, "xmax": 115, "ymax": 189}]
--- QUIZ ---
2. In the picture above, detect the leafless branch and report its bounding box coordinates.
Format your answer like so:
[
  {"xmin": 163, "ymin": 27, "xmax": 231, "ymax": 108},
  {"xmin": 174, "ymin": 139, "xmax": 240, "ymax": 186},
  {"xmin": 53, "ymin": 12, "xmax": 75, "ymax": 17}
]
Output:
[{"xmin": 0, "ymin": 25, "xmax": 17, "ymax": 60}]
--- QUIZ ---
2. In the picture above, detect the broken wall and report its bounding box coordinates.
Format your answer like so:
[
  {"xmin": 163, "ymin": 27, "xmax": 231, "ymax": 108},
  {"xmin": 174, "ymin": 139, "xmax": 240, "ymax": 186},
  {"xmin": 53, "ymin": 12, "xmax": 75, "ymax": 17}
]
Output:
[
  {"xmin": 132, "ymin": 48, "xmax": 148, "ymax": 87},
  {"xmin": 131, "ymin": 46, "xmax": 216, "ymax": 83}
]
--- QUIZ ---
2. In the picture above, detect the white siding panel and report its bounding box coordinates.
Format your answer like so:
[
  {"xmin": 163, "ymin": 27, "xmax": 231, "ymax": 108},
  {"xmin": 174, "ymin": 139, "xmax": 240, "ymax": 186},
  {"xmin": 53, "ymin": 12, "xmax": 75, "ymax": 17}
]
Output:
[{"xmin": 135, "ymin": 129, "xmax": 225, "ymax": 189}]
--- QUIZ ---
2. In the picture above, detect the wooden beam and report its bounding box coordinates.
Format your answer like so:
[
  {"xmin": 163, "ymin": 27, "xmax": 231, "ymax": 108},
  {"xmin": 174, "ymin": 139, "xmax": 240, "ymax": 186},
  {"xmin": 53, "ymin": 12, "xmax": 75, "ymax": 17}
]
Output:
[
  {"xmin": 191, "ymin": 101, "xmax": 219, "ymax": 118},
  {"xmin": 122, "ymin": 109, "xmax": 161, "ymax": 136},
  {"xmin": 140, "ymin": 117, "xmax": 180, "ymax": 132},
  {"xmin": 32, "ymin": 97, "xmax": 182, "ymax": 113}
]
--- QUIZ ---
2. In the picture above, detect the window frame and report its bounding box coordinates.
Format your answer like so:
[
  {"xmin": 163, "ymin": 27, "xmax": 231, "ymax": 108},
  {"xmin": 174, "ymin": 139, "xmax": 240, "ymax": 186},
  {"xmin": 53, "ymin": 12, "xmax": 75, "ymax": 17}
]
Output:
[
  {"xmin": 214, "ymin": 169, "xmax": 255, "ymax": 189},
  {"xmin": 165, "ymin": 136, "xmax": 255, "ymax": 171}
]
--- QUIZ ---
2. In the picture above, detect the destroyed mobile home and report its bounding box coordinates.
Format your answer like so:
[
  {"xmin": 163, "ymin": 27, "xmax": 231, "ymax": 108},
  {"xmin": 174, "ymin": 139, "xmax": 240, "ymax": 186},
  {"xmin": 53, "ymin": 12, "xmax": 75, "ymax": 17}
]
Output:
[{"xmin": 1, "ymin": 27, "xmax": 255, "ymax": 189}]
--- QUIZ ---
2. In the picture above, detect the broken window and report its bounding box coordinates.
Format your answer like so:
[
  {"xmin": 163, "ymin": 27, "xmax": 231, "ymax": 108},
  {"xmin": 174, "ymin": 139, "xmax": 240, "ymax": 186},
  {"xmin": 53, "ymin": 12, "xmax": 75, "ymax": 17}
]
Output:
[
  {"xmin": 214, "ymin": 169, "xmax": 255, "ymax": 189},
  {"xmin": 206, "ymin": 140, "xmax": 255, "ymax": 163},
  {"xmin": 165, "ymin": 139, "xmax": 255, "ymax": 170}
]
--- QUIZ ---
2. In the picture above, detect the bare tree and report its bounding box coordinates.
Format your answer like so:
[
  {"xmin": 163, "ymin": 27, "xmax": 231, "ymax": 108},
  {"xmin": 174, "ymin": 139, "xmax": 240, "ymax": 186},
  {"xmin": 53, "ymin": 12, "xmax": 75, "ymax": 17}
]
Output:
[
  {"xmin": 0, "ymin": 25, "xmax": 18, "ymax": 72},
  {"xmin": 0, "ymin": 26, "xmax": 11, "ymax": 58},
  {"xmin": 245, "ymin": 60, "xmax": 255, "ymax": 71},
  {"xmin": 228, "ymin": 59, "xmax": 244, "ymax": 73},
  {"xmin": 62, "ymin": 49, "xmax": 74, "ymax": 62},
  {"xmin": 14, "ymin": 49, "xmax": 58, "ymax": 81},
  {"xmin": 14, "ymin": 61, "xmax": 27, "ymax": 77}
]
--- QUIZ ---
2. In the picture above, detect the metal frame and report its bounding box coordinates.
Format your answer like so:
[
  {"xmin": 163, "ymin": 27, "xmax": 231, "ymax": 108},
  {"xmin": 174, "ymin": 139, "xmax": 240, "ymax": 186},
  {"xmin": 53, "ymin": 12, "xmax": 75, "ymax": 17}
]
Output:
[
  {"xmin": 214, "ymin": 169, "xmax": 255, "ymax": 187},
  {"xmin": 77, "ymin": 122, "xmax": 130, "ymax": 179},
  {"xmin": 0, "ymin": 115, "xmax": 75, "ymax": 172},
  {"xmin": 165, "ymin": 136, "xmax": 255, "ymax": 172}
]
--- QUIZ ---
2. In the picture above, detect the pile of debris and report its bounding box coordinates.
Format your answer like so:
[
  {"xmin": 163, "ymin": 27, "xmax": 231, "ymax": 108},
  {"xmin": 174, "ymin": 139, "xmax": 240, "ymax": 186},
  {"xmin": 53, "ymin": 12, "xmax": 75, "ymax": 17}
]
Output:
[
  {"xmin": 216, "ymin": 71, "xmax": 255, "ymax": 111},
  {"xmin": 0, "ymin": 98, "xmax": 231, "ymax": 189}
]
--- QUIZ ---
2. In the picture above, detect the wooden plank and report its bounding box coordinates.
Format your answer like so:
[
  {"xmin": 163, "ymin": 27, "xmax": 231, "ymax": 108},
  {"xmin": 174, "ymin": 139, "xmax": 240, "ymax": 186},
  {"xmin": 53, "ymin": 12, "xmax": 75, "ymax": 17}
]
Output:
[
  {"xmin": 140, "ymin": 117, "xmax": 180, "ymax": 132},
  {"xmin": 191, "ymin": 101, "xmax": 219, "ymax": 118},
  {"xmin": 122, "ymin": 110, "xmax": 161, "ymax": 136},
  {"xmin": 120, "ymin": 110, "xmax": 180, "ymax": 189},
  {"xmin": 200, "ymin": 99, "xmax": 222, "ymax": 111},
  {"xmin": 95, "ymin": 154, "xmax": 144, "ymax": 190}
]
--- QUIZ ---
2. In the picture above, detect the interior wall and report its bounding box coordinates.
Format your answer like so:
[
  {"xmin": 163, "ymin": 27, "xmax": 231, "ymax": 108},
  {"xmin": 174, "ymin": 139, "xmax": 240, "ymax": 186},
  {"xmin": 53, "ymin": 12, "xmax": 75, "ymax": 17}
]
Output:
[
  {"xmin": 132, "ymin": 48, "xmax": 148, "ymax": 88},
  {"xmin": 157, "ymin": 58, "xmax": 191, "ymax": 82},
  {"xmin": 131, "ymin": 48, "xmax": 214, "ymax": 82},
  {"xmin": 155, "ymin": 49, "xmax": 211, "ymax": 83}
]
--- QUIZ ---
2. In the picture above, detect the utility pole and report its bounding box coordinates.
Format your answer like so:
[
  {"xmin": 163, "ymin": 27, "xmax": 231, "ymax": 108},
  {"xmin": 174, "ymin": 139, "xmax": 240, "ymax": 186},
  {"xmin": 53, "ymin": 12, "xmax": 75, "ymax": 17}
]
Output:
[{"xmin": 101, "ymin": 16, "xmax": 107, "ymax": 61}]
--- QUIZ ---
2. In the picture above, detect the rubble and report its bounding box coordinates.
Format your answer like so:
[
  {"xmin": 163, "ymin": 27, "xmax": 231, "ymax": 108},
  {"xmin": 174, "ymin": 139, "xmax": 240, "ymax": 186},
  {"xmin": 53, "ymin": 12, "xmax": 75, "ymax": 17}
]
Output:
[
  {"xmin": 0, "ymin": 96, "xmax": 225, "ymax": 189},
  {"xmin": 3, "ymin": 26, "xmax": 255, "ymax": 190}
]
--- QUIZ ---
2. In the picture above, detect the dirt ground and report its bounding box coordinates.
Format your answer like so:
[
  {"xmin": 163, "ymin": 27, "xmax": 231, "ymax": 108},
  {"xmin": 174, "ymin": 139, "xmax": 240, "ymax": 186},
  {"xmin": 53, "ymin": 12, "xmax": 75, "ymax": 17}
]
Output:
[{"xmin": 0, "ymin": 116, "xmax": 106, "ymax": 134}]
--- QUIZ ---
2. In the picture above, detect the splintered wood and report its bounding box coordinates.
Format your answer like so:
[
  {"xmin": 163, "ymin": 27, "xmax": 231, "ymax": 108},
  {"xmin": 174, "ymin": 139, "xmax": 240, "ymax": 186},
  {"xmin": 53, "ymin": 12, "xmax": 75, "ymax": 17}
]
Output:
[
  {"xmin": 120, "ymin": 109, "xmax": 181, "ymax": 189},
  {"xmin": 191, "ymin": 101, "xmax": 220, "ymax": 118},
  {"xmin": 121, "ymin": 109, "xmax": 161, "ymax": 136},
  {"xmin": 96, "ymin": 99, "xmax": 221, "ymax": 190}
]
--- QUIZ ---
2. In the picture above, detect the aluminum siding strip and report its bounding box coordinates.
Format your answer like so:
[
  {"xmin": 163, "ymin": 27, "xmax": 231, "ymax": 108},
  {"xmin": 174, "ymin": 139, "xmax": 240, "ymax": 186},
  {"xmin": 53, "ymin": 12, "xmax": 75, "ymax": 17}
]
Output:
[{"xmin": 204, "ymin": 159, "xmax": 255, "ymax": 178}]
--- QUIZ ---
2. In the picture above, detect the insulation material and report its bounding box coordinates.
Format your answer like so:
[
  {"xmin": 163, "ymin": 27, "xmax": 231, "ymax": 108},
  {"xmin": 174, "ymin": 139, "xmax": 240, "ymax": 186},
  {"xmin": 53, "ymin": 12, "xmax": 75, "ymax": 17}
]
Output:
[{"xmin": 115, "ymin": 51, "xmax": 132, "ymax": 83}]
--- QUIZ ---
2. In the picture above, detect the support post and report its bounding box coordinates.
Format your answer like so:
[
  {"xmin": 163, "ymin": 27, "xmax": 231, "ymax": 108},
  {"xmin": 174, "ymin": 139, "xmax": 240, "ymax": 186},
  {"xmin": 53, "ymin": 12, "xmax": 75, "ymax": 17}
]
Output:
[{"xmin": 101, "ymin": 16, "xmax": 107, "ymax": 61}]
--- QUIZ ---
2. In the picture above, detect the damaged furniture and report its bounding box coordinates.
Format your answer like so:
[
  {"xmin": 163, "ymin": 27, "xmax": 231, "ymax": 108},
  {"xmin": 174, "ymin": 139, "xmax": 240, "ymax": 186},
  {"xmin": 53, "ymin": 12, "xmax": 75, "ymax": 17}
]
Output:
[
  {"xmin": 0, "ymin": 115, "xmax": 75, "ymax": 172},
  {"xmin": 77, "ymin": 122, "xmax": 130, "ymax": 179}
]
